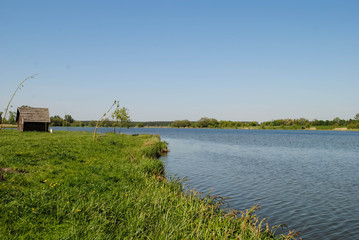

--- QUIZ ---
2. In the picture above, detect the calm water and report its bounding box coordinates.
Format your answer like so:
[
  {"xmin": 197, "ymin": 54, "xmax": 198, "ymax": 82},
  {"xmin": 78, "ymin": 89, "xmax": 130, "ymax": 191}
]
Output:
[{"xmin": 53, "ymin": 127, "xmax": 359, "ymax": 239}]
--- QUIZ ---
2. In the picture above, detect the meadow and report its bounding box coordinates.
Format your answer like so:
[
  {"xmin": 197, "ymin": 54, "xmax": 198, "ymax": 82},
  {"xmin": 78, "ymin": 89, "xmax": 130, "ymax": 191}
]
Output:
[{"xmin": 0, "ymin": 130, "xmax": 296, "ymax": 239}]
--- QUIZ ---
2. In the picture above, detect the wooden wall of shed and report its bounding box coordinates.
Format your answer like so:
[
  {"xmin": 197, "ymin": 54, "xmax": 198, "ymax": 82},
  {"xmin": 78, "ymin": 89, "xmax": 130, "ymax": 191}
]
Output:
[
  {"xmin": 18, "ymin": 115, "xmax": 24, "ymax": 131},
  {"xmin": 23, "ymin": 122, "xmax": 49, "ymax": 132}
]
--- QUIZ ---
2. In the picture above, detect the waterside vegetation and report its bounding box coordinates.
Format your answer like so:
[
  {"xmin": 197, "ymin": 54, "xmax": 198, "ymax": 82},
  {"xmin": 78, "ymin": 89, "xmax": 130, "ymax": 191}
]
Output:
[{"xmin": 0, "ymin": 130, "xmax": 297, "ymax": 239}]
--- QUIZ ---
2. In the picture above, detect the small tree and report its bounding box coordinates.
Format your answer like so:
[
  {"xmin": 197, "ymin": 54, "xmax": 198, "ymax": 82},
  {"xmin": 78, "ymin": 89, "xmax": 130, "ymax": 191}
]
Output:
[
  {"xmin": 64, "ymin": 115, "xmax": 74, "ymax": 125},
  {"xmin": 112, "ymin": 104, "xmax": 130, "ymax": 134},
  {"xmin": 8, "ymin": 111, "xmax": 16, "ymax": 124},
  {"xmin": 355, "ymin": 113, "xmax": 359, "ymax": 120}
]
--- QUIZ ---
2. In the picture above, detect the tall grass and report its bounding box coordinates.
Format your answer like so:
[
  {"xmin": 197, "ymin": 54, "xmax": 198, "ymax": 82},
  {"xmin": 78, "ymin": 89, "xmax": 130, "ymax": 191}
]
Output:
[{"xmin": 0, "ymin": 131, "xmax": 297, "ymax": 239}]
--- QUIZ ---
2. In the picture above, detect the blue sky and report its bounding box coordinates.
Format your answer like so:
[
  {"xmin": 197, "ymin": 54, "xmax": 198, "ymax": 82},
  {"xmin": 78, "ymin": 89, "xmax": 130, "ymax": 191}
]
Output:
[{"xmin": 1, "ymin": 1, "xmax": 358, "ymax": 121}]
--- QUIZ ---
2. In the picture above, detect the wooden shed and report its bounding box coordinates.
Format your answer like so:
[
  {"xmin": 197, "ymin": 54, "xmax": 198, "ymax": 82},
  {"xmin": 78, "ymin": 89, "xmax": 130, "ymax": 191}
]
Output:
[{"xmin": 16, "ymin": 107, "xmax": 50, "ymax": 132}]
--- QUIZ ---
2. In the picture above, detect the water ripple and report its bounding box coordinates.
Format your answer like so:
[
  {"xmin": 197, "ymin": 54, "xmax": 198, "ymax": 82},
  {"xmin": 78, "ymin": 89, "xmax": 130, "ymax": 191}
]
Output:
[{"xmin": 160, "ymin": 130, "xmax": 359, "ymax": 239}]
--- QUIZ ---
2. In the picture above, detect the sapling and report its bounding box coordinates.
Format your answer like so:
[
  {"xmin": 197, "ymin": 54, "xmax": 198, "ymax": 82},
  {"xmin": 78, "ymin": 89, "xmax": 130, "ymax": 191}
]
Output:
[
  {"xmin": 1, "ymin": 74, "xmax": 38, "ymax": 131},
  {"xmin": 93, "ymin": 100, "xmax": 118, "ymax": 142},
  {"xmin": 111, "ymin": 103, "xmax": 130, "ymax": 134}
]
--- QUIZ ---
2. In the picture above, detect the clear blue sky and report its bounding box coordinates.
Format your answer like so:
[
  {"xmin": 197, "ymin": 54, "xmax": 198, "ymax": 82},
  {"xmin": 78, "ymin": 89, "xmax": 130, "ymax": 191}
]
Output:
[{"xmin": 1, "ymin": 1, "xmax": 358, "ymax": 122}]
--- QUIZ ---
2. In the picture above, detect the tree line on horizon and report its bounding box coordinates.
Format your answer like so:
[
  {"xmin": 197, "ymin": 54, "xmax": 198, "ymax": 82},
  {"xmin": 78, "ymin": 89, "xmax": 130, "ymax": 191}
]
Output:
[
  {"xmin": 172, "ymin": 115, "xmax": 359, "ymax": 129},
  {"xmin": 49, "ymin": 114, "xmax": 359, "ymax": 130},
  {"xmin": 49, "ymin": 116, "xmax": 171, "ymax": 128},
  {"xmin": 2, "ymin": 111, "xmax": 359, "ymax": 130}
]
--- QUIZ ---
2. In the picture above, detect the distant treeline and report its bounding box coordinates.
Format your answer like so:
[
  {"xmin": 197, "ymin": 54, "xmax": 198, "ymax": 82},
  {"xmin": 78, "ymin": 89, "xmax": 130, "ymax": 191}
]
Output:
[
  {"xmin": 171, "ymin": 118, "xmax": 259, "ymax": 128},
  {"xmin": 132, "ymin": 121, "xmax": 172, "ymax": 127},
  {"xmin": 260, "ymin": 117, "xmax": 359, "ymax": 129},
  {"xmin": 50, "ymin": 115, "xmax": 134, "ymax": 128},
  {"xmin": 171, "ymin": 115, "xmax": 359, "ymax": 130},
  {"xmin": 3, "ymin": 109, "xmax": 359, "ymax": 130},
  {"xmin": 49, "ymin": 115, "xmax": 171, "ymax": 128},
  {"xmin": 48, "ymin": 114, "xmax": 359, "ymax": 130}
]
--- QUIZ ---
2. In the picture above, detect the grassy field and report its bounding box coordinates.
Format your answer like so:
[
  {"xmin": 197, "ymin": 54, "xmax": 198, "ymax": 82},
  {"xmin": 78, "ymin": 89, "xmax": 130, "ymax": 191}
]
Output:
[{"xmin": 0, "ymin": 130, "xmax": 297, "ymax": 239}]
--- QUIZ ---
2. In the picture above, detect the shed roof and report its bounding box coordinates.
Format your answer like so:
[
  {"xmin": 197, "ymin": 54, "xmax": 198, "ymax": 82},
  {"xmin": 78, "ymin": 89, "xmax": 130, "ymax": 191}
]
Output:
[{"xmin": 17, "ymin": 107, "xmax": 50, "ymax": 123}]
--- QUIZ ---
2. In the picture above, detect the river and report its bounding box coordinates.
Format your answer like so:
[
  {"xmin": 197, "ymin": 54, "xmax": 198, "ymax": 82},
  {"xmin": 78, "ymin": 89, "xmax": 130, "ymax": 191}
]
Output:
[{"xmin": 53, "ymin": 127, "xmax": 359, "ymax": 239}]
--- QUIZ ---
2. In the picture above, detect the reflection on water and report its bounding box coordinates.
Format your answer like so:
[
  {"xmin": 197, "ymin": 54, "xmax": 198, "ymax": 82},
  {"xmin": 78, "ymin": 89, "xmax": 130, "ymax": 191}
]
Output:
[{"xmin": 53, "ymin": 127, "xmax": 359, "ymax": 239}]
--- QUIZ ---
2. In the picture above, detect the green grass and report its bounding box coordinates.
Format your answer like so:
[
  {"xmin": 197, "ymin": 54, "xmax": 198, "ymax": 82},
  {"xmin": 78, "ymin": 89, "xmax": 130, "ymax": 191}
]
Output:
[{"xmin": 0, "ymin": 130, "xmax": 297, "ymax": 239}]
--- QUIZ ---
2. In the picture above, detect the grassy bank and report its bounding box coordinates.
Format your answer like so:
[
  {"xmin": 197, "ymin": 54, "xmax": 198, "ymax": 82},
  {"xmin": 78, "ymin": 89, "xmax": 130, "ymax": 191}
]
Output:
[
  {"xmin": 0, "ymin": 131, "xmax": 296, "ymax": 239},
  {"xmin": 1, "ymin": 124, "xmax": 17, "ymax": 128}
]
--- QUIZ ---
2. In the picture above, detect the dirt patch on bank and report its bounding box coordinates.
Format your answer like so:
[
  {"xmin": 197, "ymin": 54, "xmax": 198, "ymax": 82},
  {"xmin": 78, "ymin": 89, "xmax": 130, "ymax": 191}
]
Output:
[
  {"xmin": 0, "ymin": 168, "xmax": 26, "ymax": 182},
  {"xmin": 334, "ymin": 128, "xmax": 348, "ymax": 131}
]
